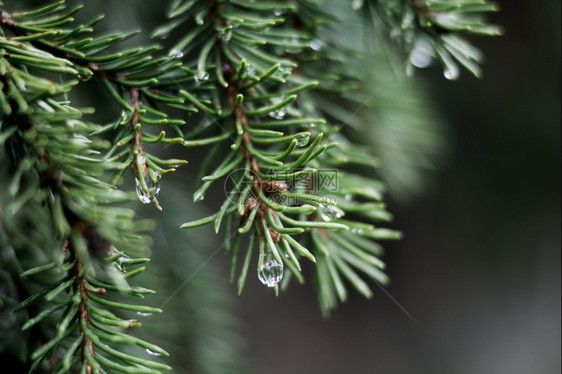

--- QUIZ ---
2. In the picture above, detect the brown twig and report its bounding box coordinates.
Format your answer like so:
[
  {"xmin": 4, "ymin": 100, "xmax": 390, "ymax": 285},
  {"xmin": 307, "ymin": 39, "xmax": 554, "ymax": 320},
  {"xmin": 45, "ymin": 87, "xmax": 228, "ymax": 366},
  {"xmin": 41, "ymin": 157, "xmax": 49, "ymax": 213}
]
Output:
[
  {"xmin": 70, "ymin": 242, "xmax": 94, "ymax": 373},
  {"xmin": 222, "ymin": 58, "xmax": 284, "ymax": 242}
]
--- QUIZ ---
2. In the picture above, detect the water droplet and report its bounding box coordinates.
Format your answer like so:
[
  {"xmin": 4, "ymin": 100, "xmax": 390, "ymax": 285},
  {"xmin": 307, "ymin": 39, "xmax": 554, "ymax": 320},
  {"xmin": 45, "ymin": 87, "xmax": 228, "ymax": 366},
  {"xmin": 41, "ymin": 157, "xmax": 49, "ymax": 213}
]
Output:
[
  {"xmin": 296, "ymin": 134, "xmax": 310, "ymax": 147},
  {"xmin": 114, "ymin": 253, "xmax": 133, "ymax": 272},
  {"xmin": 257, "ymin": 253, "xmax": 283, "ymax": 288},
  {"xmin": 268, "ymin": 109, "xmax": 285, "ymax": 120},
  {"xmin": 195, "ymin": 71, "xmax": 209, "ymax": 84},
  {"xmin": 193, "ymin": 189, "xmax": 205, "ymax": 202},
  {"xmin": 345, "ymin": 194, "xmax": 352, "ymax": 201},
  {"xmin": 76, "ymin": 71, "xmax": 92, "ymax": 81},
  {"xmin": 118, "ymin": 254, "xmax": 133, "ymax": 266},
  {"xmin": 169, "ymin": 49, "xmax": 184, "ymax": 59},
  {"xmin": 137, "ymin": 311, "xmax": 152, "ymax": 317},
  {"xmin": 136, "ymin": 181, "xmax": 150, "ymax": 204},
  {"xmin": 135, "ymin": 171, "xmax": 161, "ymax": 204},
  {"xmin": 409, "ymin": 38, "xmax": 433, "ymax": 69},
  {"xmin": 320, "ymin": 205, "xmax": 344, "ymax": 221},
  {"xmin": 278, "ymin": 65, "xmax": 291, "ymax": 74},
  {"xmin": 409, "ymin": 48, "xmax": 432, "ymax": 68},
  {"xmin": 148, "ymin": 172, "xmax": 161, "ymax": 193},
  {"xmin": 351, "ymin": 228, "xmax": 364, "ymax": 234},
  {"xmin": 219, "ymin": 27, "xmax": 232, "ymax": 41},
  {"xmin": 443, "ymin": 65, "xmax": 459, "ymax": 80},
  {"xmin": 114, "ymin": 263, "xmax": 126, "ymax": 273},
  {"xmin": 273, "ymin": 8, "xmax": 285, "ymax": 16},
  {"xmin": 145, "ymin": 348, "xmax": 161, "ymax": 356},
  {"xmin": 310, "ymin": 39, "xmax": 322, "ymax": 51}
]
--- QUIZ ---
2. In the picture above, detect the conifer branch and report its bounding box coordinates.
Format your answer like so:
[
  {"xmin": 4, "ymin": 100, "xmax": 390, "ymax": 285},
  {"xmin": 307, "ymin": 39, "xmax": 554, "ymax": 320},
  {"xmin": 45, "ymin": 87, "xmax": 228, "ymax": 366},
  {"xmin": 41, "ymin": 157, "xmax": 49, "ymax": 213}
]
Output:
[
  {"xmin": 1, "ymin": 0, "xmax": 501, "ymax": 370},
  {"xmin": 1, "ymin": 3, "xmax": 171, "ymax": 371},
  {"xmin": 166, "ymin": 0, "xmax": 400, "ymax": 309}
]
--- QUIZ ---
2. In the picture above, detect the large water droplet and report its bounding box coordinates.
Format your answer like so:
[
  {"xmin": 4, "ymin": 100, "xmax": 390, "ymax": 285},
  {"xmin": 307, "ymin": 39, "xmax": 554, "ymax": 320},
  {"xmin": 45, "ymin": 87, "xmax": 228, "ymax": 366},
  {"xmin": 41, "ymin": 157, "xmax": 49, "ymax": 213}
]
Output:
[
  {"xmin": 135, "ymin": 171, "xmax": 161, "ymax": 204},
  {"xmin": 258, "ymin": 253, "xmax": 283, "ymax": 288},
  {"xmin": 195, "ymin": 71, "xmax": 210, "ymax": 84}
]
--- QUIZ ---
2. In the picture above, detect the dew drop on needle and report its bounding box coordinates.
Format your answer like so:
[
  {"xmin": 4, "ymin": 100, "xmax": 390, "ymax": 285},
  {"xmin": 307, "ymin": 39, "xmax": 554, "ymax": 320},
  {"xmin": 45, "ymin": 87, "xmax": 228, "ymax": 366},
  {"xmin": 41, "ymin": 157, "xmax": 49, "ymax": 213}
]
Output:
[{"xmin": 257, "ymin": 252, "xmax": 283, "ymax": 288}]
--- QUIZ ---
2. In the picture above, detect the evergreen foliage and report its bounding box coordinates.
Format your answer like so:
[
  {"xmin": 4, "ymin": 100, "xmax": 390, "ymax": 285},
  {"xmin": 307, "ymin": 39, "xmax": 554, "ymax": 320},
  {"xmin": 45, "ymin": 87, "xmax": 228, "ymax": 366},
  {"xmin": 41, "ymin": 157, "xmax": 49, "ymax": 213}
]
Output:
[{"xmin": 0, "ymin": 0, "xmax": 499, "ymax": 372}]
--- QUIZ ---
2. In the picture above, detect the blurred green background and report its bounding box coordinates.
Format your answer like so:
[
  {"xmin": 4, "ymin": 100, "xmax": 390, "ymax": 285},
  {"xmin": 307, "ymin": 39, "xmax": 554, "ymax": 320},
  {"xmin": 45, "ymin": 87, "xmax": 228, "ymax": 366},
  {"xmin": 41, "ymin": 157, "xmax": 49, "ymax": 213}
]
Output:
[{"xmin": 5, "ymin": 1, "xmax": 560, "ymax": 373}]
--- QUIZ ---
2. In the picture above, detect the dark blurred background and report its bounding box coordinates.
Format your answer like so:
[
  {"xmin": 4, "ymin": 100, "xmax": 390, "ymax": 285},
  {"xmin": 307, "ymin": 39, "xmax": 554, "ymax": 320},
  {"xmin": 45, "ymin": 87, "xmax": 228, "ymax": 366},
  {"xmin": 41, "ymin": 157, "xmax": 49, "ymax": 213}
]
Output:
[{"xmin": 8, "ymin": 0, "xmax": 560, "ymax": 373}]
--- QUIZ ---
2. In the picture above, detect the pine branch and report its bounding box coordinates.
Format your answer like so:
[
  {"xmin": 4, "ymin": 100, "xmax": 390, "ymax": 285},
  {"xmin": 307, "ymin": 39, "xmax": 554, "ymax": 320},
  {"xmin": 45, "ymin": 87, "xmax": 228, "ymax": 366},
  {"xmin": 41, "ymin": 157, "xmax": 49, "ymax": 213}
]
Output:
[
  {"xmin": 161, "ymin": 0, "xmax": 404, "ymax": 314},
  {"xmin": 168, "ymin": 0, "xmax": 328, "ymax": 293}
]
